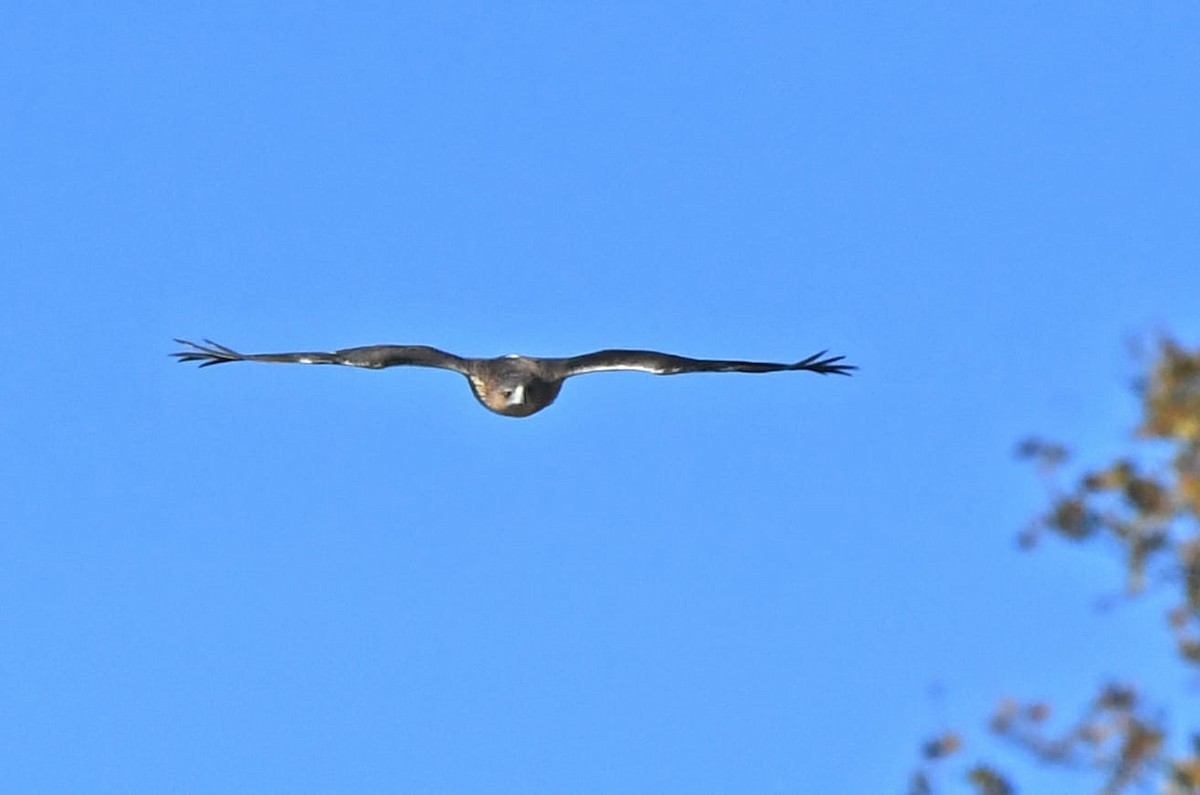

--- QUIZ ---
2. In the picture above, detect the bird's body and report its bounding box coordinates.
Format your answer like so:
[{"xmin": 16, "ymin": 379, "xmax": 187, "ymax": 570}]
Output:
[
  {"xmin": 172, "ymin": 339, "xmax": 854, "ymax": 417},
  {"xmin": 466, "ymin": 355, "xmax": 565, "ymax": 417}
]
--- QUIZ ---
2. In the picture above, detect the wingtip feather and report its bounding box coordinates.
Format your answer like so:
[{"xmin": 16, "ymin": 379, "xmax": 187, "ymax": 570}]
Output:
[{"xmin": 792, "ymin": 350, "xmax": 856, "ymax": 376}]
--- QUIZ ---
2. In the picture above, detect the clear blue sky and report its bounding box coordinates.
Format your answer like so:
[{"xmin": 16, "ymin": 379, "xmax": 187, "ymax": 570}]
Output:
[{"xmin": 3, "ymin": 3, "xmax": 1199, "ymax": 792}]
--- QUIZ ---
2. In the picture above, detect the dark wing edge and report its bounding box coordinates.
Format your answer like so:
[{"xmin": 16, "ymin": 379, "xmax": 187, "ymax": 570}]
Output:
[
  {"xmin": 788, "ymin": 350, "xmax": 857, "ymax": 376},
  {"xmin": 171, "ymin": 338, "xmax": 259, "ymax": 367},
  {"xmin": 550, "ymin": 349, "xmax": 856, "ymax": 378},
  {"xmin": 170, "ymin": 338, "xmax": 471, "ymax": 372}
]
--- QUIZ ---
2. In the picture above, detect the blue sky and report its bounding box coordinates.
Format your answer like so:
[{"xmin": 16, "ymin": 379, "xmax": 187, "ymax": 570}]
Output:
[{"xmin": 2, "ymin": 3, "xmax": 1199, "ymax": 792}]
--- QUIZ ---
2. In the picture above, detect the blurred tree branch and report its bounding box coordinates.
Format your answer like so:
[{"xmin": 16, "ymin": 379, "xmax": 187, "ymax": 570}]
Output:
[{"xmin": 910, "ymin": 338, "xmax": 1200, "ymax": 794}]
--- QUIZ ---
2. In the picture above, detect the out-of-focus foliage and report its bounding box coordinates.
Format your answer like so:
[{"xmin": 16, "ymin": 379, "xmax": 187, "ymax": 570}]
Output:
[
  {"xmin": 989, "ymin": 685, "xmax": 1165, "ymax": 794},
  {"xmin": 911, "ymin": 338, "xmax": 1200, "ymax": 794},
  {"xmin": 1020, "ymin": 338, "xmax": 1200, "ymax": 661}
]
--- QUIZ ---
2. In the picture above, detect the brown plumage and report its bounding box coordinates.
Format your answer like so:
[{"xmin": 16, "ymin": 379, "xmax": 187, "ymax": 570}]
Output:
[{"xmin": 172, "ymin": 338, "xmax": 855, "ymax": 417}]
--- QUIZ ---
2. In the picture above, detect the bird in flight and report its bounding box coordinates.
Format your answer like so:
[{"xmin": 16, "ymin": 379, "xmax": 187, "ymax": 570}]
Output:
[{"xmin": 172, "ymin": 338, "xmax": 855, "ymax": 418}]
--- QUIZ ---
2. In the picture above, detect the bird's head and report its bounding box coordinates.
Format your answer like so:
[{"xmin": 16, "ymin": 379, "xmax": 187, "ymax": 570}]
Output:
[
  {"xmin": 488, "ymin": 374, "xmax": 553, "ymax": 416},
  {"xmin": 468, "ymin": 365, "xmax": 563, "ymax": 418},
  {"xmin": 497, "ymin": 378, "xmax": 528, "ymax": 409},
  {"xmin": 470, "ymin": 374, "xmax": 537, "ymax": 420}
]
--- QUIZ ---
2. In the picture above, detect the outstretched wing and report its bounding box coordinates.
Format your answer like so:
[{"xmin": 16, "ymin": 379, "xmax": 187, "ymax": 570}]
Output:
[
  {"xmin": 549, "ymin": 349, "xmax": 855, "ymax": 379},
  {"xmin": 171, "ymin": 338, "xmax": 471, "ymax": 373}
]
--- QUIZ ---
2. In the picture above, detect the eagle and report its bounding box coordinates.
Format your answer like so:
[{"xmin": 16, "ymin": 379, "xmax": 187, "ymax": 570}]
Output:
[{"xmin": 172, "ymin": 338, "xmax": 855, "ymax": 417}]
